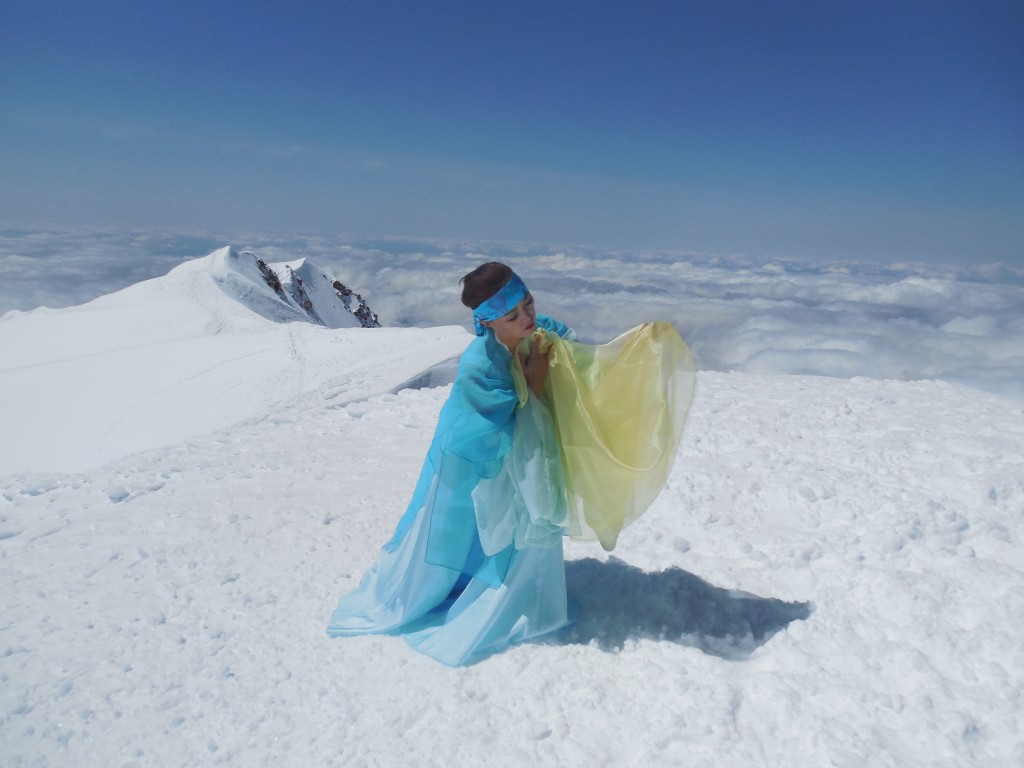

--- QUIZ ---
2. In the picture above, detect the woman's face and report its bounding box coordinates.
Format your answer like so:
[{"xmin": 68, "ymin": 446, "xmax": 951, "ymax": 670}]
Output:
[{"xmin": 485, "ymin": 293, "xmax": 537, "ymax": 348}]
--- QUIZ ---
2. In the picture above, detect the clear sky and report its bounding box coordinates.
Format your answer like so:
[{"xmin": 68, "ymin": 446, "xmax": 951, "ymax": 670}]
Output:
[{"xmin": 2, "ymin": 0, "xmax": 1022, "ymax": 264}]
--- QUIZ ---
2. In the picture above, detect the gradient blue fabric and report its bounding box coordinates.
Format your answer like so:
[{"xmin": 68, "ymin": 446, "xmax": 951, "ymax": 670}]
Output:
[{"xmin": 327, "ymin": 315, "xmax": 577, "ymax": 666}]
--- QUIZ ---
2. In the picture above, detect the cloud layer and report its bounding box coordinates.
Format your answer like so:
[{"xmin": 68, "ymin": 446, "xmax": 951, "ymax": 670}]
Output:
[{"xmin": 2, "ymin": 227, "xmax": 1022, "ymax": 400}]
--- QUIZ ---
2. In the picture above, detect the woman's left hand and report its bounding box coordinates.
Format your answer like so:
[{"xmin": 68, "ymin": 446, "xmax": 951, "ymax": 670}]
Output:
[{"xmin": 521, "ymin": 334, "xmax": 550, "ymax": 397}]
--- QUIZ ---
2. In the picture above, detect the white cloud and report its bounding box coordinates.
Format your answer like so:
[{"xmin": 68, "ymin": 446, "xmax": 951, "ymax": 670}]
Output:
[{"xmin": 2, "ymin": 227, "xmax": 1022, "ymax": 401}]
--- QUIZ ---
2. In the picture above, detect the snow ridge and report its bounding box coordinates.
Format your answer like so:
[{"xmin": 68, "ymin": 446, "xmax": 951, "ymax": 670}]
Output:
[{"xmin": 0, "ymin": 246, "xmax": 463, "ymax": 474}]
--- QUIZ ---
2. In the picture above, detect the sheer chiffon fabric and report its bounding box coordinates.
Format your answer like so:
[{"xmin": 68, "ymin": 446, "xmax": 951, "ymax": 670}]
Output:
[
  {"xmin": 537, "ymin": 322, "xmax": 696, "ymax": 550},
  {"xmin": 327, "ymin": 316, "xmax": 695, "ymax": 666}
]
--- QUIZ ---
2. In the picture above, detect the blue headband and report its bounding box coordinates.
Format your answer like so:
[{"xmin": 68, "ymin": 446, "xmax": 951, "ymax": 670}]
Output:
[{"xmin": 472, "ymin": 273, "xmax": 529, "ymax": 336}]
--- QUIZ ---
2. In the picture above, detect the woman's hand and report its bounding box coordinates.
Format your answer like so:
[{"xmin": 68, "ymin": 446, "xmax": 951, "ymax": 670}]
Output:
[{"xmin": 521, "ymin": 334, "xmax": 550, "ymax": 397}]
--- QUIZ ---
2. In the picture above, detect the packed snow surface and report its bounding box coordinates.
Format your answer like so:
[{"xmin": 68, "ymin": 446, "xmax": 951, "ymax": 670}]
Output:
[{"xmin": 2, "ymin": 252, "xmax": 1023, "ymax": 766}]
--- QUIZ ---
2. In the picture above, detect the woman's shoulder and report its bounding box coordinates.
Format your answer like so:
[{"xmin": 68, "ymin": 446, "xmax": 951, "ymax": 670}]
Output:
[
  {"xmin": 458, "ymin": 333, "xmax": 512, "ymax": 381},
  {"xmin": 452, "ymin": 333, "xmax": 518, "ymax": 410},
  {"xmin": 537, "ymin": 315, "xmax": 577, "ymax": 341}
]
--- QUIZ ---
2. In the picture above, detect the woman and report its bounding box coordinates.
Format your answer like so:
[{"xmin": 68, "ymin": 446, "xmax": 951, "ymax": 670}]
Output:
[{"xmin": 327, "ymin": 263, "xmax": 694, "ymax": 666}]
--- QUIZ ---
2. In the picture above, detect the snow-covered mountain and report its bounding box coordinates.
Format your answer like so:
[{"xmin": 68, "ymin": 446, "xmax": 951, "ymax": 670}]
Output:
[
  {"xmin": 172, "ymin": 246, "xmax": 380, "ymax": 329},
  {"xmin": 241, "ymin": 250, "xmax": 381, "ymax": 329},
  {"xmin": 1, "ymin": 257, "xmax": 1022, "ymax": 767},
  {"xmin": 0, "ymin": 246, "xmax": 464, "ymax": 473}
]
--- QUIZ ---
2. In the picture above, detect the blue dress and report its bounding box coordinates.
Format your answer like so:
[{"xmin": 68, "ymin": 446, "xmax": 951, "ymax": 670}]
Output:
[{"xmin": 327, "ymin": 315, "xmax": 578, "ymax": 666}]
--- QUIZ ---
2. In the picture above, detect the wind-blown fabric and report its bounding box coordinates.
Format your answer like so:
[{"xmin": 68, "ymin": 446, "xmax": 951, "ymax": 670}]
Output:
[
  {"xmin": 539, "ymin": 321, "xmax": 696, "ymax": 550},
  {"xmin": 327, "ymin": 316, "xmax": 695, "ymax": 666}
]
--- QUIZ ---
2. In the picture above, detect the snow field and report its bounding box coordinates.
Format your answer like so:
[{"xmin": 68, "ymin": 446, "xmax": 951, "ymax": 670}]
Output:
[{"xmin": 3, "ymin": 366, "xmax": 1022, "ymax": 767}]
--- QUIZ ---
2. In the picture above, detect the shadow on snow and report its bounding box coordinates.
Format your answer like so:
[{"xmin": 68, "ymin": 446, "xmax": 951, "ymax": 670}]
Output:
[{"xmin": 556, "ymin": 557, "xmax": 812, "ymax": 661}]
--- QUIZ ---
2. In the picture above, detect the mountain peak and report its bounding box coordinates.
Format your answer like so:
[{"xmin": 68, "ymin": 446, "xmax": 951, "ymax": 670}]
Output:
[
  {"xmin": 196, "ymin": 247, "xmax": 381, "ymax": 328},
  {"xmin": 262, "ymin": 254, "xmax": 381, "ymax": 329}
]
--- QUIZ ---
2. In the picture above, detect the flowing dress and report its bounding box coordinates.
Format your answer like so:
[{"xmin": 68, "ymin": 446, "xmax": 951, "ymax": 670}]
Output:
[{"xmin": 327, "ymin": 315, "xmax": 695, "ymax": 666}]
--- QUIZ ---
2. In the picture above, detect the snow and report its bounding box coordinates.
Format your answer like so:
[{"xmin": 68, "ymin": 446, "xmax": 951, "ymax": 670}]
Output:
[
  {"xmin": 0, "ymin": 247, "xmax": 456, "ymax": 474},
  {"xmin": 2, "ymin": 250, "xmax": 1023, "ymax": 766}
]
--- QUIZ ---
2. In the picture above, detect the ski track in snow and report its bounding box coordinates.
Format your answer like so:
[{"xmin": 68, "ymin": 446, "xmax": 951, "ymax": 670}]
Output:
[{"xmin": 2, "ymin": 370, "xmax": 1022, "ymax": 767}]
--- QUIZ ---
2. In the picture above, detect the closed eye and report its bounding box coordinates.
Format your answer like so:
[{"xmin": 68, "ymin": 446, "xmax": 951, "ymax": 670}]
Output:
[{"xmin": 503, "ymin": 294, "xmax": 533, "ymax": 323}]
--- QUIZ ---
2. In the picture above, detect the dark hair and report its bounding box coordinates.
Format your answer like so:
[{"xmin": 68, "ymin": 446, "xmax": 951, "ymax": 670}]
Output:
[{"xmin": 460, "ymin": 262, "xmax": 513, "ymax": 310}]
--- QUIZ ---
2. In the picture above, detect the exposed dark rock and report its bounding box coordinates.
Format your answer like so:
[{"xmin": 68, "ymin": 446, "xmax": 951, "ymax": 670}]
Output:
[
  {"xmin": 255, "ymin": 258, "xmax": 285, "ymax": 297},
  {"xmin": 242, "ymin": 251, "xmax": 381, "ymax": 328},
  {"xmin": 332, "ymin": 280, "xmax": 381, "ymax": 328}
]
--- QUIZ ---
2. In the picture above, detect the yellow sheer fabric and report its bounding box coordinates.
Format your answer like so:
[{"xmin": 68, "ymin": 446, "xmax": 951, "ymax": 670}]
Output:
[{"xmin": 513, "ymin": 322, "xmax": 696, "ymax": 550}]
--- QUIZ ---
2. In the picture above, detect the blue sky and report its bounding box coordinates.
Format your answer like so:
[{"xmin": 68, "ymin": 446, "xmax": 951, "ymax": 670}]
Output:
[{"xmin": 2, "ymin": 0, "xmax": 1022, "ymax": 264}]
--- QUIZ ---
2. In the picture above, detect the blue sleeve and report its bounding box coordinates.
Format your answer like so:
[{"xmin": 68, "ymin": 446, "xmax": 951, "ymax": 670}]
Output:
[
  {"xmin": 441, "ymin": 335, "xmax": 518, "ymax": 469},
  {"xmin": 414, "ymin": 335, "xmax": 519, "ymax": 582}
]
